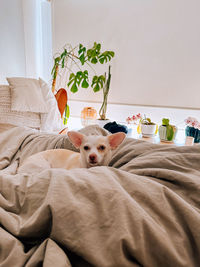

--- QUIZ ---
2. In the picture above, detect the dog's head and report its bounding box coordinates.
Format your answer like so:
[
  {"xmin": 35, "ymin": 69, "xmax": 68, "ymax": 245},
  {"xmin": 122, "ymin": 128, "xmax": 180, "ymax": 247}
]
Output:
[{"xmin": 67, "ymin": 131, "xmax": 126, "ymax": 168}]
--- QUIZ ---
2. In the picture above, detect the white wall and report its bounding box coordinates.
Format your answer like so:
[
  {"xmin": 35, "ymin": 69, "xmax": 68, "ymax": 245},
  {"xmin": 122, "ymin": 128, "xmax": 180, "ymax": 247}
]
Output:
[
  {"xmin": 0, "ymin": 0, "xmax": 26, "ymax": 84},
  {"xmin": 0, "ymin": 0, "xmax": 52, "ymax": 84},
  {"xmin": 41, "ymin": 0, "xmax": 53, "ymax": 83},
  {"xmin": 22, "ymin": 0, "xmax": 52, "ymax": 82},
  {"xmin": 52, "ymin": 0, "xmax": 200, "ymax": 110}
]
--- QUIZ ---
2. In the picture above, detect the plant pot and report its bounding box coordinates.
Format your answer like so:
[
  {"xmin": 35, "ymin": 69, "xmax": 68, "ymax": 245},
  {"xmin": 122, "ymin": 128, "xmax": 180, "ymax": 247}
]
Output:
[
  {"xmin": 185, "ymin": 126, "xmax": 200, "ymax": 143},
  {"xmin": 141, "ymin": 124, "xmax": 157, "ymax": 136},
  {"xmin": 159, "ymin": 125, "xmax": 177, "ymax": 142},
  {"xmin": 96, "ymin": 119, "xmax": 111, "ymax": 128}
]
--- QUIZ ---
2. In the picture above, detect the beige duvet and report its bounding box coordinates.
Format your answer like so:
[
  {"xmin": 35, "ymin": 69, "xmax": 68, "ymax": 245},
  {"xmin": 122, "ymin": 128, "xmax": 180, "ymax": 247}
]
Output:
[{"xmin": 0, "ymin": 125, "xmax": 200, "ymax": 267}]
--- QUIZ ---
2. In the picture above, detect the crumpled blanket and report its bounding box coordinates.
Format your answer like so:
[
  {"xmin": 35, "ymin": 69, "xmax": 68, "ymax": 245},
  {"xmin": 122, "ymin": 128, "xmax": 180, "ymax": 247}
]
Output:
[{"xmin": 0, "ymin": 125, "xmax": 200, "ymax": 267}]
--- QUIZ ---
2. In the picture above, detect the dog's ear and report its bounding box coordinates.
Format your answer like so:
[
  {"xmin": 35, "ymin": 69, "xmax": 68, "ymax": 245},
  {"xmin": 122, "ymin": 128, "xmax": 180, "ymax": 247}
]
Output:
[
  {"xmin": 107, "ymin": 132, "xmax": 126, "ymax": 149},
  {"xmin": 67, "ymin": 131, "xmax": 85, "ymax": 148}
]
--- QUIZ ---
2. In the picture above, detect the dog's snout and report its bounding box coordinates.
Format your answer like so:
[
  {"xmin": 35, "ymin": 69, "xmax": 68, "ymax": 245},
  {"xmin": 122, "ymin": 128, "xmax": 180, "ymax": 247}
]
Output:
[{"xmin": 89, "ymin": 154, "xmax": 97, "ymax": 162}]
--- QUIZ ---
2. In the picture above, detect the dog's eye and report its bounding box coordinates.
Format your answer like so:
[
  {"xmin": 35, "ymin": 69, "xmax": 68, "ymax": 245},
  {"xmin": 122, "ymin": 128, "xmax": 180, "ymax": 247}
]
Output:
[
  {"xmin": 84, "ymin": 145, "xmax": 90, "ymax": 151},
  {"xmin": 98, "ymin": 145, "xmax": 106, "ymax": 151}
]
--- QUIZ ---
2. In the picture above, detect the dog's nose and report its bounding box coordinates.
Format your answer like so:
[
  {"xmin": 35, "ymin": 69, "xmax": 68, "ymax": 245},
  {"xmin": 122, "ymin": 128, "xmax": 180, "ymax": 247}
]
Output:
[{"xmin": 89, "ymin": 154, "xmax": 97, "ymax": 162}]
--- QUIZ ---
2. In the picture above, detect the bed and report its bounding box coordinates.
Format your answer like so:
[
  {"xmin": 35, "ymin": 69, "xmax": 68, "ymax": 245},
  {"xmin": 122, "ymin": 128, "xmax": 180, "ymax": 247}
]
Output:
[{"xmin": 0, "ymin": 124, "xmax": 200, "ymax": 267}]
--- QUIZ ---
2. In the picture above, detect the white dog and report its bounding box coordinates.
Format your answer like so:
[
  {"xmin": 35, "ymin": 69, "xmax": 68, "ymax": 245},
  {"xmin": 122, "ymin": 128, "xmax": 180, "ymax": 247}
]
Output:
[{"xmin": 17, "ymin": 131, "xmax": 126, "ymax": 173}]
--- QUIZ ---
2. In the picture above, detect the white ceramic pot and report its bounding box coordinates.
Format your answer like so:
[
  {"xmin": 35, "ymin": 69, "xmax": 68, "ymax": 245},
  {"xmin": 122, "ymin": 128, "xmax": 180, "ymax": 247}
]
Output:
[
  {"xmin": 141, "ymin": 124, "xmax": 156, "ymax": 136},
  {"xmin": 96, "ymin": 119, "xmax": 110, "ymax": 128}
]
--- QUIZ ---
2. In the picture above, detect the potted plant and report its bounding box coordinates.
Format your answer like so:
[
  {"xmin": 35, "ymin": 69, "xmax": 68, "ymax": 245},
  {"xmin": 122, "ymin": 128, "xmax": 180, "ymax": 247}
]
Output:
[
  {"xmin": 126, "ymin": 113, "xmax": 142, "ymax": 134},
  {"xmin": 159, "ymin": 118, "xmax": 177, "ymax": 142},
  {"xmin": 51, "ymin": 42, "xmax": 115, "ymax": 124},
  {"xmin": 126, "ymin": 113, "xmax": 142, "ymax": 125},
  {"xmin": 139, "ymin": 115, "xmax": 157, "ymax": 136},
  {"xmin": 185, "ymin": 117, "xmax": 200, "ymax": 143}
]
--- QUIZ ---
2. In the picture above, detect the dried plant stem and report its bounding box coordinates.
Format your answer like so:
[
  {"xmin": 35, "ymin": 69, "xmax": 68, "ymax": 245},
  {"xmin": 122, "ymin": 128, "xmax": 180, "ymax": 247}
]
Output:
[{"xmin": 99, "ymin": 65, "xmax": 111, "ymax": 120}]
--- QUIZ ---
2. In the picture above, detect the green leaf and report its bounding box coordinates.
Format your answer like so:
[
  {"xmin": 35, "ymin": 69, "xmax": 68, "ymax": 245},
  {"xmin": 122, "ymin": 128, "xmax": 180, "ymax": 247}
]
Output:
[
  {"xmin": 71, "ymin": 83, "xmax": 78, "ymax": 93},
  {"xmin": 92, "ymin": 76, "xmax": 98, "ymax": 83},
  {"xmin": 93, "ymin": 83, "xmax": 100, "ymax": 92},
  {"xmin": 97, "ymin": 43, "xmax": 101, "ymax": 51},
  {"xmin": 69, "ymin": 73, "xmax": 75, "ymax": 80},
  {"xmin": 78, "ymin": 44, "xmax": 86, "ymax": 65},
  {"xmin": 51, "ymin": 65, "xmax": 56, "ymax": 76},
  {"xmin": 99, "ymin": 57, "xmax": 104, "ymax": 64},
  {"xmin": 82, "ymin": 79, "xmax": 89, "ymax": 88},
  {"xmin": 91, "ymin": 75, "xmax": 106, "ymax": 92},
  {"xmin": 98, "ymin": 51, "xmax": 115, "ymax": 64},
  {"xmin": 80, "ymin": 70, "xmax": 89, "ymax": 88},
  {"xmin": 61, "ymin": 58, "xmax": 65, "ymax": 68},
  {"xmin": 67, "ymin": 73, "xmax": 75, "ymax": 87},
  {"xmin": 67, "ymin": 71, "xmax": 89, "ymax": 92},
  {"xmin": 91, "ymin": 57, "xmax": 98, "ymax": 64},
  {"xmin": 63, "ymin": 104, "xmax": 70, "ymax": 125},
  {"xmin": 79, "ymin": 54, "xmax": 85, "ymax": 65},
  {"xmin": 63, "ymin": 117, "xmax": 67, "ymax": 125},
  {"xmin": 87, "ymin": 42, "xmax": 102, "ymax": 64},
  {"xmin": 98, "ymin": 75, "xmax": 106, "ymax": 87},
  {"xmin": 65, "ymin": 104, "xmax": 70, "ymax": 118},
  {"xmin": 55, "ymin": 56, "xmax": 61, "ymax": 65},
  {"xmin": 55, "ymin": 57, "xmax": 60, "ymax": 63},
  {"xmin": 83, "ymin": 70, "xmax": 88, "ymax": 75},
  {"xmin": 61, "ymin": 49, "xmax": 67, "ymax": 58},
  {"xmin": 79, "ymin": 43, "xmax": 83, "ymax": 51},
  {"xmin": 109, "ymin": 51, "xmax": 115, "ymax": 57}
]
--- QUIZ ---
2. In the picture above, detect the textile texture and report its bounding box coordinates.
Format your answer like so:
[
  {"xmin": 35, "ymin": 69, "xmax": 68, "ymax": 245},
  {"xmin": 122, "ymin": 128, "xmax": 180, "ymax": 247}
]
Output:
[
  {"xmin": 0, "ymin": 125, "xmax": 200, "ymax": 267},
  {"xmin": 7, "ymin": 77, "xmax": 47, "ymax": 113},
  {"xmin": 0, "ymin": 85, "xmax": 41, "ymax": 129}
]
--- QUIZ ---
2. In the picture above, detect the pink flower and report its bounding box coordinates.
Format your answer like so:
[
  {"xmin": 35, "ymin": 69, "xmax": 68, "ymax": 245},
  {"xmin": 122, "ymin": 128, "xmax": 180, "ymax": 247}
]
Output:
[
  {"xmin": 191, "ymin": 121, "xmax": 196, "ymax": 127},
  {"xmin": 132, "ymin": 115, "xmax": 136, "ymax": 121},
  {"xmin": 185, "ymin": 116, "xmax": 199, "ymax": 127},
  {"xmin": 127, "ymin": 113, "xmax": 143, "ymax": 125},
  {"xmin": 193, "ymin": 120, "xmax": 199, "ymax": 129},
  {"xmin": 126, "ymin": 117, "xmax": 132, "ymax": 124},
  {"xmin": 185, "ymin": 118, "xmax": 192, "ymax": 125}
]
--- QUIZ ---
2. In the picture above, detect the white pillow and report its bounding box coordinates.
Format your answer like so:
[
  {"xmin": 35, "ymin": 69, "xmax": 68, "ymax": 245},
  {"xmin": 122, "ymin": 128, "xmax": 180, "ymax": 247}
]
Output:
[
  {"xmin": 39, "ymin": 78, "xmax": 63, "ymax": 132},
  {"xmin": 0, "ymin": 85, "xmax": 41, "ymax": 129},
  {"xmin": 7, "ymin": 77, "xmax": 47, "ymax": 113}
]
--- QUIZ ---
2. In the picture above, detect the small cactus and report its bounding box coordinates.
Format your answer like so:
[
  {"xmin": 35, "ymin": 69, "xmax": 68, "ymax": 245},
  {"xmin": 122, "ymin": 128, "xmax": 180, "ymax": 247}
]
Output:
[
  {"xmin": 159, "ymin": 118, "xmax": 177, "ymax": 141},
  {"xmin": 162, "ymin": 118, "xmax": 169, "ymax": 126},
  {"xmin": 166, "ymin": 125, "xmax": 175, "ymax": 141}
]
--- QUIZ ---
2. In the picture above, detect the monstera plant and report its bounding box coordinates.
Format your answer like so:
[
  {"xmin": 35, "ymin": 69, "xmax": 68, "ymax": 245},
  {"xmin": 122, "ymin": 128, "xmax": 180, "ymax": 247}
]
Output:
[{"xmin": 51, "ymin": 42, "xmax": 115, "ymax": 123}]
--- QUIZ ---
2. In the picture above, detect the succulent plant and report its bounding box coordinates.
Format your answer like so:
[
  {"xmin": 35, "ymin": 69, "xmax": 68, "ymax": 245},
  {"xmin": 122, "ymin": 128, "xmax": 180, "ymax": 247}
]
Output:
[
  {"xmin": 162, "ymin": 118, "xmax": 169, "ymax": 126},
  {"xmin": 140, "ymin": 115, "xmax": 155, "ymax": 125},
  {"xmin": 159, "ymin": 118, "xmax": 177, "ymax": 141}
]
